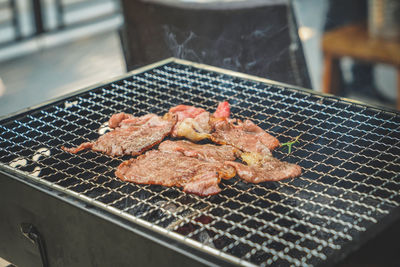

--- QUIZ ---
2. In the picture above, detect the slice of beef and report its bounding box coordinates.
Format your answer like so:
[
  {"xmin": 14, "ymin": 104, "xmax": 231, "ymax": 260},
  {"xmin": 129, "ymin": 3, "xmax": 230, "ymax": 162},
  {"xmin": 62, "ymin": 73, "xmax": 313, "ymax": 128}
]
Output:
[
  {"xmin": 108, "ymin": 112, "xmax": 134, "ymax": 128},
  {"xmin": 158, "ymin": 140, "xmax": 237, "ymax": 179},
  {"xmin": 168, "ymin": 102, "xmax": 230, "ymax": 141},
  {"xmin": 158, "ymin": 140, "xmax": 238, "ymax": 162},
  {"xmin": 174, "ymin": 112, "xmax": 212, "ymax": 141},
  {"xmin": 115, "ymin": 150, "xmax": 231, "ymax": 196},
  {"xmin": 109, "ymin": 113, "xmax": 157, "ymax": 129},
  {"xmin": 225, "ymin": 152, "xmax": 302, "ymax": 183},
  {"xmin": 62, "ymin": 114, "xmax": 176, "ymax": 156},
  {"xmin": 168, "ymin": 104, "xmax": 211, "ymax": 141},
  {"xmin": 211, "ymin": 119, "xmax": 280, "ymax": 154},
  {"xmin": 169, "ymin": 105, "xmax": 206, "ymax": 120}
]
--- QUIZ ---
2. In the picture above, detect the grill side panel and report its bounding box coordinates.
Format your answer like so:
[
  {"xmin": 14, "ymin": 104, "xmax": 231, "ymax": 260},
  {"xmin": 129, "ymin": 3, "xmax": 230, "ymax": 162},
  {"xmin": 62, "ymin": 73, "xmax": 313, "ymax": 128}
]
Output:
[{"xmin": 0, "ymin": 171, "xmax": 222, "ymax": 267}]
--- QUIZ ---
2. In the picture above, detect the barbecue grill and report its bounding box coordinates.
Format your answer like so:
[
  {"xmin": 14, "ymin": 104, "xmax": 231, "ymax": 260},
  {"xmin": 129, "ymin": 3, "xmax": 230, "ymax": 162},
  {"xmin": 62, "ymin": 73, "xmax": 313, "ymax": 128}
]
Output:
[{"xmin": 0, "ymin": 58, "xmax": 399, "ymax": 267}]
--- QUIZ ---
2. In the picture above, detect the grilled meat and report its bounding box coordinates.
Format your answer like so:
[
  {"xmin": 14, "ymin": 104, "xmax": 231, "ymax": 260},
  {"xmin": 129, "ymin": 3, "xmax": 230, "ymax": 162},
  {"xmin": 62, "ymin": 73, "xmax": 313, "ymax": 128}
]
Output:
[
  {"xmin": 168, "ymin": 105, "xmax": 210, "ymax": 140},
  {"xmin": 209, "ymin": 118, "xmax": 300, "ymax": 182},
  {"xmin": 159, "ymin": 140, "xmax": 237, "ymax": 179},
  {"xmin": 109, "ymin": 113, "xmax": 159, "ymax": 129},
  {"xmin": 115, "ymin": 150, "xmax": 234, "ymax": 196},
  {"xmin": 62, "ymin": 114, "xmax": 176, "ymax": 156},
  {"xmin": 168, "ymin": 102, "xmax": 231, "ymax": 141},
  {"xmin": 174, "ymin": 112, "xmax": 212, "ymax": 141},
  {"xmin": 158, "ymin": 140, "xmax": 238, "ymax": 163},
  {"xmin": 63, "ymin": 101, "xmax": 301, "ymax": 195},
  {"xmin": 226, "ymin": 152, "xmax": 302, "ymax": 183},
  {"xmin": 213, "ymin": 101, "xmax": 230, "ymax": 119},
  {"xmin": 108, "ymin": 112, "xmax": 134, "ymax": 128},
  {"xmin": 211, "ymin": 119, "xmax": 280, "ymax": 154}
]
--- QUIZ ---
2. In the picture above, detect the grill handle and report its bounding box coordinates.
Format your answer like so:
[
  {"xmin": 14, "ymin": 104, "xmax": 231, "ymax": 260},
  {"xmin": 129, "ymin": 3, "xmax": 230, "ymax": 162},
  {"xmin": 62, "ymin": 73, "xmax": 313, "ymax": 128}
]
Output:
[{"xmin": 20, "ymin": 223, "xmax": 49, "ymax": 267}]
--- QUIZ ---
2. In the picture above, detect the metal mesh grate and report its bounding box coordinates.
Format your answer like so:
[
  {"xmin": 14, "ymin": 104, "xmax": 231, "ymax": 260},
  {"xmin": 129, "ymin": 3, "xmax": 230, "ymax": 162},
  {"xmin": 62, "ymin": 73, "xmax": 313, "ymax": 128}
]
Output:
[{"xmin": 1, "ymin": 59, "xmax": 399, "ymax": 266}]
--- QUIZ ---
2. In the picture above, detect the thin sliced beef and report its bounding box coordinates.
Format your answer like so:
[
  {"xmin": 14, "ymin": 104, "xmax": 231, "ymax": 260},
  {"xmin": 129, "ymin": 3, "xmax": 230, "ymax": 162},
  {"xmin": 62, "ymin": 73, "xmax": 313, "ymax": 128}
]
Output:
[
  {"xmin": 225, "ymin": 152, "xmax": 302, "ymax": 183},
  {"xmin": 159, "ymin": 140, "xmax": 237, "ymax": 179},
  {"xmin": 158, "ymin": 140, "xmax": 238, "ymax": 162},
  {"xmin": 62, "ymin": 114, "xmax": 176, "ymax": 156},
  {"xmin": 109, "ymin": 113, "xmax": 157, "ymax": 129},
  {"xmin": 211, "ymin": 119, "xmax": 280, "ymax": 154},
  {"xmin": 210, "ymin": 118, "xmax": 299, "ymax": 183},
  {"xmin": 168, "ymin": 105, "xmax": 211, "ymax": 141},
  {"xmin": 115, "ymin": 150, "xmax": 232, "ymax": 196},
  {"xmin": 168, "ymin": 102, "xmax": 230, "ymax": 141},
  {"xmin": 169, "ymin": 105, "xmax": 206, "ymax": 120},
  {"xmin": 108, "ymin": 112, "xmax": 134, "ymax": 128},
  {"xmin": 173, "ymin": 112, "xmax": 212, "ymax": 141}
]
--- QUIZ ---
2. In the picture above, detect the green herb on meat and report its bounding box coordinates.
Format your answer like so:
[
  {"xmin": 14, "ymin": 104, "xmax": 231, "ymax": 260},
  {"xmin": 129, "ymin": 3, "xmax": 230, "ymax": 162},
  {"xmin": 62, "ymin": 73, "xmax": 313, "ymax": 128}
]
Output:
[{"xmin": 280, "ymin": 135, "xmax": 300, "ymax": 154}]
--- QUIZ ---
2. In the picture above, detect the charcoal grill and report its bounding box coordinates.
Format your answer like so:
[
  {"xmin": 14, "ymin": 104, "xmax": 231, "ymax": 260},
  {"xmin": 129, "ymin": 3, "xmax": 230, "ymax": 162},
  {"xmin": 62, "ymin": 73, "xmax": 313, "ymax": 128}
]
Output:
[{"xmin": 0, "ymin": 58, "xmax": 399, "ymax": 266}]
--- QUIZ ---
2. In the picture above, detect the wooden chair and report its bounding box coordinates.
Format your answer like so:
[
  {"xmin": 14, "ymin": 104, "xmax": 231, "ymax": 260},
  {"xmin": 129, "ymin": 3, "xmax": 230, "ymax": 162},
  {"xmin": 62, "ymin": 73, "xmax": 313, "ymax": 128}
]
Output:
[{"xmin": 322, "ymin": 24, "xmax": 400, "ymax": 109}]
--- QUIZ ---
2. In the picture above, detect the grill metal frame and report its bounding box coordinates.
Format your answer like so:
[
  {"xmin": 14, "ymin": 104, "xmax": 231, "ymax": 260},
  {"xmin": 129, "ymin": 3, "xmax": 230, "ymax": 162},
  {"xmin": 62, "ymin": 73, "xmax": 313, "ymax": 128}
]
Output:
[{"xmin": 0, "ymin": 58, "xmax": 399, "ymax": 266}]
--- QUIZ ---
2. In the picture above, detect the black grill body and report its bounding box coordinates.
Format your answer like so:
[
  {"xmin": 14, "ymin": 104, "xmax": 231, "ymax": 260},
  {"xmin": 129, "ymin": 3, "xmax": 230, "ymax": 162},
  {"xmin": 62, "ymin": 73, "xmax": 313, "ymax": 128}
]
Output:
[{"xmin": 0, "ymin": 58, "xmax": 399, "ymax": 266}]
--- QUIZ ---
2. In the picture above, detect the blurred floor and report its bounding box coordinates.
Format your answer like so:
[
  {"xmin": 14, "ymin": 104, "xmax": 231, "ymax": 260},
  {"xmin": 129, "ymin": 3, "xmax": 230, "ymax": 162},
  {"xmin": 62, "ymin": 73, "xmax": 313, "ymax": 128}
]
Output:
[{"xmin": 0, "ymin": 30, "xmax": 125, "ymax": 117}]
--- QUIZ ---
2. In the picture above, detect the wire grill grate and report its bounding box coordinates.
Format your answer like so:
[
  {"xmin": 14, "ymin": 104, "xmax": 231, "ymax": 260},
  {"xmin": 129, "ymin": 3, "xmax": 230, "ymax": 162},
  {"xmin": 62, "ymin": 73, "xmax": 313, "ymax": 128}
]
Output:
[{"xmin": 0, "ymin": 59, "xmax": 399, "ymax": 266}]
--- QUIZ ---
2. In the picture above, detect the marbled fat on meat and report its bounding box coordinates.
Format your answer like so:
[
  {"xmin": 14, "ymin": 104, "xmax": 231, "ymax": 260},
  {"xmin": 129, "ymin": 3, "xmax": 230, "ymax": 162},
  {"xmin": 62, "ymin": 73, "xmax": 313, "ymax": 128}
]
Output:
[
  {"xmin": 62, "ymin": 114, "xmax": 176, "ymax": 156},
  {"xmin": 109, "ymin": 113, "xmax": 159, "ymax": 129},
  {"xmin": 158, "ymin": 140, "xmax": 238, "ymax": 163},
  {"xmin": 108, "ymin": 112, "xmax": 134, "ymax": 128},
  {"xmin": 225, "ymin": 152, "xmax": 301, "ymax": 182},
  {"xmin": 159, "ymin": 140, "xmax": 237, "ymax": 179},
  {"xmin": 211, "ymin": 119, "xmax": 280, "ymax": 153},
  {"xmin": 168, "ymin": 105, "xmax": 210, "ymax": 137},
  {"xmin": 225, "ymin": 156, "xmax": 301, "ymax": 183},
  {"xmin": 115, "ymin": 150, "xmax": 231, "ymax": 196},
  {"xmin": 167, "ymin": 102, "xmax": 231, "ymax": 141}
]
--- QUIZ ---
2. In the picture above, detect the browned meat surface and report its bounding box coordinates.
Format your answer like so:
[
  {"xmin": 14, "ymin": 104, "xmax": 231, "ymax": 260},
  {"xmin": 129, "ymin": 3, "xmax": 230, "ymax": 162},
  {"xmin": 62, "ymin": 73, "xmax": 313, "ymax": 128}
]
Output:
[
  {"xmin": 62, "ymin": 114, "xmax": 176, "ymax": 156},
  {"xmin": 167, "ymin": 102, "xmax": 231, "ymax": 141},
  {"xmin": 173, "ymin": 112, "xmax": 212, "ymax": 141},
  {"xmin": 64, "ymin": 101, "xmax": 302, "ymax": 196},
  {"xmin": 225, "ymin": 152, "xmax": 301, "ymax": 183},
  {"xmin": 158, "ymin": 140, "xmax": 238, "ymax": 162},
  {"xmin": 115, "ymin": 150, "xmax": 233, "ymax": 196},
  {"xmin": 118, "ymin": 114, "xmax": 160, "ymax": 129},
  {"xmin": 168, "ymin": 105, "xmax": 211, "ymax": 140},
  {"xmin": 211, "ymin": 119, "xmax": 280, "ymax": 154},
  {"xmin": 108, "ymin": 112, "xmax": 134, "ymax": 128},
  {"xmin": 169, "ymin": 105, "xmax": 206, "ymax": 121},
  {"xmin": 159, "ymin": 140, "xmax": 237, "ymax": 179}
]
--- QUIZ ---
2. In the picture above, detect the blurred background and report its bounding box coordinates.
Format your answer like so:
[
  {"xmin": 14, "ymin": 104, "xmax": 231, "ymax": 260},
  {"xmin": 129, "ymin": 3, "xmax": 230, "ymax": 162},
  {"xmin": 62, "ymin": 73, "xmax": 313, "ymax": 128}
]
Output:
[{"xmin": 0, "ymin": 0, "xmax": 399, "ymax": 118}]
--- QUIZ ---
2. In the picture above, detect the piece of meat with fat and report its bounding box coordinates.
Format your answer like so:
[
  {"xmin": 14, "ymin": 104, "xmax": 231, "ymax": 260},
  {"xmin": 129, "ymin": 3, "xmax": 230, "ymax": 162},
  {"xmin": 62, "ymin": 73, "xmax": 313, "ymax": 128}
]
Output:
[
  {"xmin": 158, "ymin": 140, "xmax": 238, "ymax": 163},
  {"xmin": 225, "ymin": 152, "xmax": 302, "ymax": 183},
  {"xmin": 168, "ymin": 104, "xmax": 211, "ymax": 141},
  {"xmin": 108, "ymin": 112, "xmax": 133, "ymax": 128},
  {"xmin": 115, "ymin": 150, "xmax": 233, "ymax": 196},
  {"xmin": 62, "ymin": 113, "xmax": 176, "ymax": 156},
  {"xmin": 175, "ymin": 112, "xmax": 212, "ymax": 141},
  {"xmin": 108, "ymin": 112, "xmax": 157, "ymax": 129},
  {"xmin": 168, "ymin": 102, "xmax": 230, "ymax": 141},
  {"xmin": 159, "ymin": 140, "xmax": 237, "ymax": 179},
  {"xmin": 169, "ymin": 105, "xmax": 206, "ymax": 121},
  {"xmin": 211, "ymin": 119, "xmax": 280, "ymax": 154}
]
